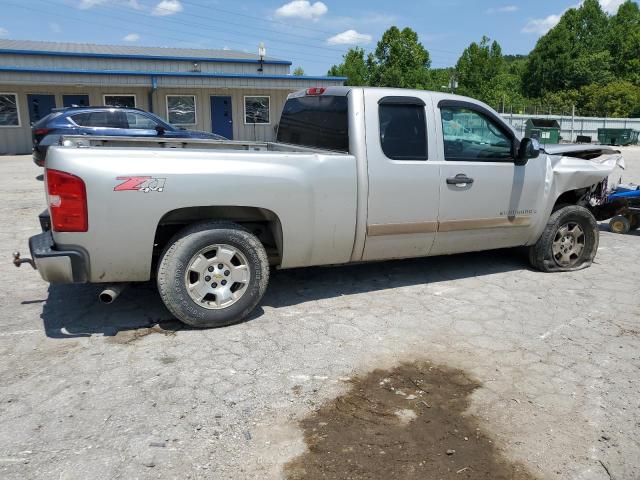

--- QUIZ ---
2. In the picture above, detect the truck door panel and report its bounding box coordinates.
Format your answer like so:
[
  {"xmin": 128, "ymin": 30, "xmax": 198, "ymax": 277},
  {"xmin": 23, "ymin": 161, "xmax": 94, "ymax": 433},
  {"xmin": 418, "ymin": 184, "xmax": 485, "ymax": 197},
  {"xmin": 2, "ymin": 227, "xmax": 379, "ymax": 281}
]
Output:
[
  {"xmin": 432, "ymin": 102, "xmax": 545, "ymax": 255},
  {"xmin": 362, "ymin": 92, "xmax": 440, "ymax": 261}
]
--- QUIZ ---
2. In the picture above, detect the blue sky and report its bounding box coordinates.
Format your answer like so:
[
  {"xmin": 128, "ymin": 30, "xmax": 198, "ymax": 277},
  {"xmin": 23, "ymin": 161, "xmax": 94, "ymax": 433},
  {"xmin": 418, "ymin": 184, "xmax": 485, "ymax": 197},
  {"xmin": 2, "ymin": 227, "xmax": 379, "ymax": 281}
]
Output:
[{"xmin": 0, "ymin": 0, "xmax": 630, "ymax": 75}]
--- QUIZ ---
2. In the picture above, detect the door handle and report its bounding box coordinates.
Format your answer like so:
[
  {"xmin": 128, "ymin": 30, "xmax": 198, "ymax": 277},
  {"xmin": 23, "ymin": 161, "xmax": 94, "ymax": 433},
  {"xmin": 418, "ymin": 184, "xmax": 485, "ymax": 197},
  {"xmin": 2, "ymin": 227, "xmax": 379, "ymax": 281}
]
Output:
[{"xmin": 446, "ymin": 174, "xmax": 474, "ymax": 186}]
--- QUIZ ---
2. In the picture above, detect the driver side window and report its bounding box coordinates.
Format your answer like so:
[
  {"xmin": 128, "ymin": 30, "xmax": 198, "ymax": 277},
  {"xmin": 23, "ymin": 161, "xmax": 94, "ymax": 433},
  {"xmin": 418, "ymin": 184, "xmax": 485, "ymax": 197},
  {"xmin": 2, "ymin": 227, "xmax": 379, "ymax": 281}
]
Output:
[{"xmin": 441, "ymin": 106, "xmax": 512, "ymax": 161}]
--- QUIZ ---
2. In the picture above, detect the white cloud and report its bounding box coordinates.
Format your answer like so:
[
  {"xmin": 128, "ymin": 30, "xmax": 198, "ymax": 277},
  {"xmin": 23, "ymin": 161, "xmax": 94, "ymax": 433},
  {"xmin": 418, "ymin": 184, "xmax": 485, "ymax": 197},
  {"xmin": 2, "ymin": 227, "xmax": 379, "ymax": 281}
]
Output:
[
  {"xmin": 522, "ymin": 13, "xmax": 562, "ymax": 34},
  {"xmin": 487, "ymin": 5, "xmax": 519, "ymax": 14},
  {"xmin": 78, "ymin": 0, "xmax": 141, "ymax": 9},
  {"xmin": 78, "ymin": 0, "xmax": 107, "ymax": 8},
  {"xmin": 152, "ymin": 0, "xmax": 183, "ymax": 16},
  {"xmin": 275, "ymin": 1, "xmax": 327, "ymax": 20},
  {"xmin": 327, "ymin": 29, "xmax": 372, "ymax": 46},
  {"xmin": 123, "ymin": 33, "xmax": 140, "ymax": 42},
  {"xmin": 523, "ymin": 1, "xmax": 627, "ymax": 35},
  {"xmin": 0, "ymin": 27, "xmax": 8, "ymax": 37},
  {"xmin": 599, "ymin": 0, "xmax": 625, "ymax": 13}
]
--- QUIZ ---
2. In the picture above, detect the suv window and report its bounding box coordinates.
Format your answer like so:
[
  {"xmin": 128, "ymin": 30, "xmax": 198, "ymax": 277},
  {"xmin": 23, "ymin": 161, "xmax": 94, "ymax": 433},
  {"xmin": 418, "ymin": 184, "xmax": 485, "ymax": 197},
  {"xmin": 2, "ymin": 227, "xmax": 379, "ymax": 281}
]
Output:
[
  {"xmin": 125, "ymin": 112, "xmax": 158, "ymax": 129},
  {"xmin": 379, "ymin": 103, "xmax": 427, "ymax": 160},
  {"xmin": 71, "ymin": 111, "xmax": 121, "ymax": 128},
  {"xmin": 441, "ymin": 106, "xmax": 512, "ymax": 161}
]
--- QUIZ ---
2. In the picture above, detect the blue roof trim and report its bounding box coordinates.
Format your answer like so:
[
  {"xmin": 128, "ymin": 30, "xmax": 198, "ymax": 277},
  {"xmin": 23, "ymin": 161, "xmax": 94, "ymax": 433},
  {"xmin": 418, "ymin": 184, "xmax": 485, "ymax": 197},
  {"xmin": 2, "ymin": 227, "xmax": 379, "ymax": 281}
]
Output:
[
  {"xmin": 0, "ymin": 66, "xmax": 347, "ymax": 82},
  {"xmin": 0, "ymin": 48, "xmax": 293, "ymax": 66}
]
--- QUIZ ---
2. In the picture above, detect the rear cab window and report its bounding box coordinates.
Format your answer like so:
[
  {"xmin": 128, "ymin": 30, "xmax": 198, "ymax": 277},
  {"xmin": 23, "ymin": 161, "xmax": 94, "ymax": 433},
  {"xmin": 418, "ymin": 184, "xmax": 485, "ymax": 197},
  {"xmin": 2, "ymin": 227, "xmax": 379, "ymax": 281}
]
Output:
[
  {"xmin": 378, "ymin": 97, "xmax": 428, "ymax": 160},
  {"xmin": 277, "ymin": 94, "xmax": 349, "ymax": 152}
]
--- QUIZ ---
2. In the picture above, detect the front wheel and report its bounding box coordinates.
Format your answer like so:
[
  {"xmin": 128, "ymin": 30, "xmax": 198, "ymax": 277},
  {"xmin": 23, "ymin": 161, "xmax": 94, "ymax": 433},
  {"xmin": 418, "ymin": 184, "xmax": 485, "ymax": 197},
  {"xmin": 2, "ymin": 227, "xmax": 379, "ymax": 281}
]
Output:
[
  {"xmin": 157, "ymin": 222, "xmax": 269, "ymax": 328},
  {"xmin": 528, "ymin": 205, "xmax": 599, "ymax": 272}
]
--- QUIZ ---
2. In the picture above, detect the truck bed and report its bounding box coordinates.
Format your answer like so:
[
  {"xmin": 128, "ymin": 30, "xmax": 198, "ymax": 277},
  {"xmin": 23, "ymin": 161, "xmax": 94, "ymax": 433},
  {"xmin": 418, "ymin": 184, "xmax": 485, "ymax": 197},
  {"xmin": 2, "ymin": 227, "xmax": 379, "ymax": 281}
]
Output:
[{"xmin": 60, "ymin": 135, "xmax": 341, "ymax": 155}]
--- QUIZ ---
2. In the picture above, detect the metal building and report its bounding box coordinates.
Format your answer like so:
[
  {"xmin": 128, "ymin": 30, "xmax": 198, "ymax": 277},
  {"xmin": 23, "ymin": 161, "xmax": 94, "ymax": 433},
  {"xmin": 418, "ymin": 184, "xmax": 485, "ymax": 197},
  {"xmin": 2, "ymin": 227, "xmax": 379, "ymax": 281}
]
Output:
[{"xmin": 0, "ymin": 39, "xmax": 346, "ymax": 154}]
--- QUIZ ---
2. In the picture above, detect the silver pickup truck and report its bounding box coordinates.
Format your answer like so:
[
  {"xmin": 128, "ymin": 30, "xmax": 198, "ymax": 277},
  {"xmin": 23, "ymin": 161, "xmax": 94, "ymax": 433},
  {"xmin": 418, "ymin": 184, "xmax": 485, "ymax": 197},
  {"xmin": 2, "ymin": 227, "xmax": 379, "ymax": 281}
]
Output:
[{"xmin": 15, "ymin": 87, "xmax": 622, "ymax": 327}]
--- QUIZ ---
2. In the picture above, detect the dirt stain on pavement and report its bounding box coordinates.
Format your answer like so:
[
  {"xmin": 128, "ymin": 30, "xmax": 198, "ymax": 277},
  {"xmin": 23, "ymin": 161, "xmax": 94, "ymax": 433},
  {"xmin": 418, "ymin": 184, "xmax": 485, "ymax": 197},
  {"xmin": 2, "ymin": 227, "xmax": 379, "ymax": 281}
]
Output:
[
  {"xmin": 285, "ymin": 360, "xmax": 537, "ymax": 480},
  {"xmin": 105, "ymin": 321, "xmax": 183, "ymax": 344}
]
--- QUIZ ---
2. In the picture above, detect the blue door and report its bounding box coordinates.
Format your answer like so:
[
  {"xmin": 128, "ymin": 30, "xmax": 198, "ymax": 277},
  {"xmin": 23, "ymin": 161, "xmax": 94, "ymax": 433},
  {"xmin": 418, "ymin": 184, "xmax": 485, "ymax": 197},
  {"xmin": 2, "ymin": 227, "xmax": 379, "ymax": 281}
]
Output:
[
  {"xmin": 27, "ymin": 94, "xmax": 56, "ymax": 124},
  {"xmin": 210, "ymin": 96, "xmax": 233, "ymax": 139},
  {"xmin": 62, "ymin": 94, "xmax": 90, "ymax": 108}
]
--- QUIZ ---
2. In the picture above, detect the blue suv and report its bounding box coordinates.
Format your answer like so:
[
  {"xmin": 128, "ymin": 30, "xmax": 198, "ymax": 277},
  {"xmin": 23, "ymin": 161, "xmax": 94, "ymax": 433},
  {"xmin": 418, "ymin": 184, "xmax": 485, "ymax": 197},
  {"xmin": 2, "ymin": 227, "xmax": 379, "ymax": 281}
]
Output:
[{"xmin": 32, "ymin": 106, "xmax": 226, "ymax": 166}]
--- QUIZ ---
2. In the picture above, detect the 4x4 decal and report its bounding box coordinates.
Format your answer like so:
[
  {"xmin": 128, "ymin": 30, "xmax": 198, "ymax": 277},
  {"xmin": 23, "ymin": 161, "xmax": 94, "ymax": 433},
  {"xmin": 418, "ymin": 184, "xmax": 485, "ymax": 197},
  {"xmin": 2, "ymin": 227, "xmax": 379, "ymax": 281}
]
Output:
[{"xmin": 114, "ymin": 176, "xmax": 166, "ymax": 193}]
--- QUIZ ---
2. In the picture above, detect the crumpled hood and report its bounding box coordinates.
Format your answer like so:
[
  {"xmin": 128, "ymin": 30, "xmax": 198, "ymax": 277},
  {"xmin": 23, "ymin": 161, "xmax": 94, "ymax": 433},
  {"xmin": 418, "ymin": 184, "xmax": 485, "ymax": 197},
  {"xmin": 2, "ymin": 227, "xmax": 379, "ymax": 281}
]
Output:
[
  {"xmin": 542, "ymin": 143, "xmax": 620, "ymax": 158},
  {"xmin": 543, "ymin": 144, "xmax": 625, "ymax": 193},
  {"xmin": 540, "ymin": 144, "xmax": 626, "ymax": 205}
]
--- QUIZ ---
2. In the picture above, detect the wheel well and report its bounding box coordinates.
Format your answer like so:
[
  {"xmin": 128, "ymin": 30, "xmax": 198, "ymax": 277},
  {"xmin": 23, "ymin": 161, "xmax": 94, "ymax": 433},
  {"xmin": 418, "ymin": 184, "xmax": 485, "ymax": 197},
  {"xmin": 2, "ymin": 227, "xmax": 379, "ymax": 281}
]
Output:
[
  {"xmin": 553, "ymin": 188, "xmax": 590, "ymax": 212},
  {"xmin": 152, "ymin": 206, "xmax": 283, "ymax": 270}
]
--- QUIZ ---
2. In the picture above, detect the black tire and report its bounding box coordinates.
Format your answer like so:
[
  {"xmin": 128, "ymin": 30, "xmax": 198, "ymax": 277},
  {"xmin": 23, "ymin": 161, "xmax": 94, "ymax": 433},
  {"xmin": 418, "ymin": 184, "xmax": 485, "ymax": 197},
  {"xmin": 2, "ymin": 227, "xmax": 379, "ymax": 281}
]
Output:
[
  {"xmin": 629, "ymin": 215, "xmax": 639, "ymax": 231},
  {"xmin": 609, "ymin": 215, "xmax": 630, "ymax": 234},
  {"xmin": 157, "ymin": 222, "xmax": 269, "ymax": 328},
  {"xmin": 528, "ymin": 205, "xmax": 599, "ymax": 272}
]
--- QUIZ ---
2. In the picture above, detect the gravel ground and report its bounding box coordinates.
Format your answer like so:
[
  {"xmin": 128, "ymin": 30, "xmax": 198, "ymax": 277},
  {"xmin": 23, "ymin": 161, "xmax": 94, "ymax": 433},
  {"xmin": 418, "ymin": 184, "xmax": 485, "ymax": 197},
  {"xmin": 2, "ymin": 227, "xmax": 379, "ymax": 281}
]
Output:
[{"xmin": 0, "ymin": 148, "xmax": 638, "ymax": 480}]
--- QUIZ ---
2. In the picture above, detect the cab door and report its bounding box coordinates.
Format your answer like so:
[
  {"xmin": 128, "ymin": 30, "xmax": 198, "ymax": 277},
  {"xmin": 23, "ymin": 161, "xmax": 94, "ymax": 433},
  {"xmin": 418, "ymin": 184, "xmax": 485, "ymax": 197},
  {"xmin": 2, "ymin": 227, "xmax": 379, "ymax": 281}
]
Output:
[
  {"xmin": 431, "ymin": 100, "xmax": 545, "ymax": 255},
  {"xmin": 362, "ymin": 91, "xmax": 440, "ymax": 261}
]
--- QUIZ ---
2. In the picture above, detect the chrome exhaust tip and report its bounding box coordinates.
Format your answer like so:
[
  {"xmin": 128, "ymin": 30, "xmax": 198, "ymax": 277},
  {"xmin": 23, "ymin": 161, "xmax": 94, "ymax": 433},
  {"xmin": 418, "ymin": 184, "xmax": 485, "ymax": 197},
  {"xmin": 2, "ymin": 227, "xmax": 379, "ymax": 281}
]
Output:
[{"xmin": 99, "ymin": 284, "xmax": 127, "ymax": 304}]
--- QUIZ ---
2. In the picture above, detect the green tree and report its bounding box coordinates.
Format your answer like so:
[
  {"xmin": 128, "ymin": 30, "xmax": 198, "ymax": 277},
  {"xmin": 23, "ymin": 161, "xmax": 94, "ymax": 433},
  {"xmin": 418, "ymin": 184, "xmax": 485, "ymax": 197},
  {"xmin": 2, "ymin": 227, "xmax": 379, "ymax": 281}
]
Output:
[
  {"xmin": 578, "ymin": 81, "xmax": 640, "ymax": 117},
  {"xmin": 425, "ymin": 67, "xmax": 455, "ymax": 92},
  {"xmin": 608, "ymin": 1, "xmax": 640, "ymax": 85},
  {"xmin": 292, "ymin": 66, "xmax": 305, "ymax": 76},
  {"xmin": 369, "ymin": 26, "xmax": 431, "ymax": 88},
  {"xmin": 327, "ymin": 47, "xmax": 372, "ymax": 85},
  {"xmin": 539, "ymin": 89, "xmax": 581, "ymax": 113},
  {"xmin": 455, "ymin": 36, "xmax": 504, "ymax": 98},
  {"xmin": 524, "ymin": 0, "xmax": 611, "ymax": 96}
]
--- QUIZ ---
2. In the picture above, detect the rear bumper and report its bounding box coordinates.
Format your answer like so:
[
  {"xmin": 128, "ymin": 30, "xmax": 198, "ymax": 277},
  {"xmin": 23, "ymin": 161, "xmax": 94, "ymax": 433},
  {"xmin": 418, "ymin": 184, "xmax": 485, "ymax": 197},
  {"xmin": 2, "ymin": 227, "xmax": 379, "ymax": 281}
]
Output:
[{"xmin": 29, "ymin": 230, "xmax": 87, "ymax": 283}]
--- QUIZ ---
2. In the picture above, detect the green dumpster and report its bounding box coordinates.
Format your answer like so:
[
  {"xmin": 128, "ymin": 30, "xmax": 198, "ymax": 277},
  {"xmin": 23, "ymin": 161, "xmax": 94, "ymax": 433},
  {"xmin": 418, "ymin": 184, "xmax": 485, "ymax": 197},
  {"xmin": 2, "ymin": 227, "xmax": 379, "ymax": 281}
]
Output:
[
  {"xmin": 597, "ymin": 128, "xmax": 639, "ymax": 146},
  {"xmin": 525, "ymin": 118, "xmax": 561, "ymax": 145}
]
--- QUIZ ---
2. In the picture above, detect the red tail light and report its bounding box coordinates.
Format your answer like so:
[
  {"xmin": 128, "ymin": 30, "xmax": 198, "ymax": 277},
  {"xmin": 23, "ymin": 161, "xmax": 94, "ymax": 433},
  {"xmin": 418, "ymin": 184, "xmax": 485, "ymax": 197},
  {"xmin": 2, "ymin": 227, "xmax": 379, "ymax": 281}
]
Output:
[
  {"xmin": 46, "ymin": 169, "xmax": 88, "ymax": 232},
  {"xmin": 306, "ymin": 87, "xmax": 326, "ymax": 96},
  {"xmin": 33, "ymin": 128, "xmax": 52, "ymax": 136}
]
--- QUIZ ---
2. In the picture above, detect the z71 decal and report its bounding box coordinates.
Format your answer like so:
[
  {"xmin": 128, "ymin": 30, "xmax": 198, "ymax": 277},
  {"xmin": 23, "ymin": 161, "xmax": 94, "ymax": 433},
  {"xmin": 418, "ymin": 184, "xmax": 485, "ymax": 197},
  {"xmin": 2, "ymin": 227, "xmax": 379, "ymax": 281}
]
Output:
[{"xmin": 114, "ymin": 176, "xmax": 166, "ymax": 193}]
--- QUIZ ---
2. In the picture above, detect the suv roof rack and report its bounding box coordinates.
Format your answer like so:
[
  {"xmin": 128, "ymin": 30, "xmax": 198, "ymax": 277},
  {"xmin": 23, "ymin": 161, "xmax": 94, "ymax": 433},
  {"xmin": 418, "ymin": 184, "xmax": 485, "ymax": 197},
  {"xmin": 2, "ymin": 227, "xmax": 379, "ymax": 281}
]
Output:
[{"xmin": 52, "ymin": 106, "xmax": 146, "ymax": 112}]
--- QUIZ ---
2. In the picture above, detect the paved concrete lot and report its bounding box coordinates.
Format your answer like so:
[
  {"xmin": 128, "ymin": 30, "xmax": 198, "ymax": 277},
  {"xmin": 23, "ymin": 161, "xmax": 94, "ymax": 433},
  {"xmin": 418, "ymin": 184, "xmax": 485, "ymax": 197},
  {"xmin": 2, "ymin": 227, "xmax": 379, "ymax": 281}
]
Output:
[{"xmin": 1, "ymin": 149, "xmax": 638, "ymax": 479}]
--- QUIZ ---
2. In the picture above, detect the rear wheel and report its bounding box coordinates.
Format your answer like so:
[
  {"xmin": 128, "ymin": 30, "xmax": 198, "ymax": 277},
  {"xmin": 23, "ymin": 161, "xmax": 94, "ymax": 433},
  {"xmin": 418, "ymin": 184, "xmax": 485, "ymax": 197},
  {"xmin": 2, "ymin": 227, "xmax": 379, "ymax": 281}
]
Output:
[
  {"xmin": 157, "ymin": 222, "xmax": 269, "ymax": 328},
  {"xmin": 609, "ymin": 215, "xmax": 631, "ymax": 234},
  {"xmin": 529, "ymin": 205, "xmax": 599, "ymax": 272}
]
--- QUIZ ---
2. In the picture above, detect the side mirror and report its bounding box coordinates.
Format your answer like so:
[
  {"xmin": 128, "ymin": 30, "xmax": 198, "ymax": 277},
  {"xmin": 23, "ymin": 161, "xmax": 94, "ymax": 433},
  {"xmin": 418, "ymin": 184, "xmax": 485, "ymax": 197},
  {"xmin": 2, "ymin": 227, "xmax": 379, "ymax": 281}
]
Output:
[
  {"xmin": 515, "ymin": 137, "xmax": 540, "ymax": 165},
  {"xmin": 155, "ymin": 125, "xmax": 166, "ymax": 135}
]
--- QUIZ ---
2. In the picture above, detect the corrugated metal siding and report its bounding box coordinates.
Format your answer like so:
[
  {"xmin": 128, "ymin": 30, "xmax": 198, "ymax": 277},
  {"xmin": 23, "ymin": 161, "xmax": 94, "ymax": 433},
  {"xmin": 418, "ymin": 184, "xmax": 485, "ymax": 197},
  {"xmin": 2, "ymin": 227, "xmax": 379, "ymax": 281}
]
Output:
[
  {"xmin": 152, "ymin": 88, "xmax": 293, "ymax": 141},
  {"xmin": 0, "ymin": 39, "xmax": 287, "ymax": 62},
  {"xmin": 0, "ymin": 54, "xmax": 289, "ymax": 75}
]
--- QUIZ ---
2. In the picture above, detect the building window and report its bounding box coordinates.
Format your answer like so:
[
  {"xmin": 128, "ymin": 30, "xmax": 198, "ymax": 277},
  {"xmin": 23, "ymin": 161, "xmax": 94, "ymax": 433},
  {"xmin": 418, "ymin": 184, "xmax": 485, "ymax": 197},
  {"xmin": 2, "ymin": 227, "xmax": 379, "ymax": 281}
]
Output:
[
  {"xmin": 166, "ymin": 95, "xmax": 196, "ymax": 125},
  {"xmin": 103, "ymin": 94, "xmax": 136, "ymax": 108},
  {"xmin": 244, "ymin": 96, "xmax": 270, "ymax": 124},
  {"xmin": 0, "ymin": 93, "xmax": 20, "ymax": 127}
]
